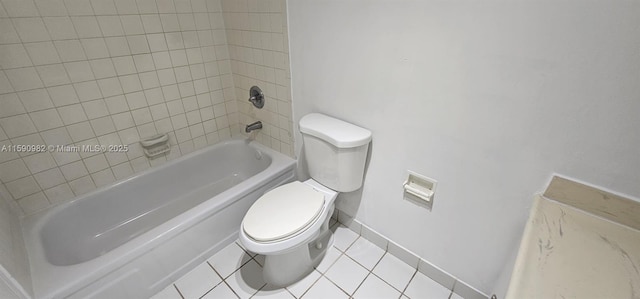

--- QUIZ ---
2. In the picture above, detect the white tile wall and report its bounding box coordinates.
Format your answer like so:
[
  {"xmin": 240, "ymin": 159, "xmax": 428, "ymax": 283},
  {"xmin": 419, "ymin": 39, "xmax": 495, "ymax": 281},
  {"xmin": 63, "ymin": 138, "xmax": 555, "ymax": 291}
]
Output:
[
  {"xmin": 220, "ymin": 0, "xmax": 293, "ymax": 156},
  {"xmin": 0, "ymin": 0, "xmax": 244, "ymax": 214}
]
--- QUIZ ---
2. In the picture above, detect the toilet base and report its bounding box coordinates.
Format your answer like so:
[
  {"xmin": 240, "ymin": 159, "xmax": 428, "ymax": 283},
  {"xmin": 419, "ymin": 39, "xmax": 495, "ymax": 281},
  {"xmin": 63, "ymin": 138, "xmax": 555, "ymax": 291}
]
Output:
[{"xmin": 262, "ymin": 229, "xmax": 333, "ymax": 287}]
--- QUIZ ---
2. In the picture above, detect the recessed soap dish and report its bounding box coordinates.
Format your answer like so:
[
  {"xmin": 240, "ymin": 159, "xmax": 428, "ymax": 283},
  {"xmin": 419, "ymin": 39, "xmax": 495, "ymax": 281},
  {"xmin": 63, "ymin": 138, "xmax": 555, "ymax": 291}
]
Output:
[{"xmin": 140, "ymin": 133, "xmax": 170, "ymax": 158}]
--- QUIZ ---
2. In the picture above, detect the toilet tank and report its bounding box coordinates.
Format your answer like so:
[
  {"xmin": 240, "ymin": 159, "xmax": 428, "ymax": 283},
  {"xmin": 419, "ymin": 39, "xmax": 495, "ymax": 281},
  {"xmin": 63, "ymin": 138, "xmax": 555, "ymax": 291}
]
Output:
[{"xmin": 299, "ymin": 113, "xmax": 372, "ymax": 192}]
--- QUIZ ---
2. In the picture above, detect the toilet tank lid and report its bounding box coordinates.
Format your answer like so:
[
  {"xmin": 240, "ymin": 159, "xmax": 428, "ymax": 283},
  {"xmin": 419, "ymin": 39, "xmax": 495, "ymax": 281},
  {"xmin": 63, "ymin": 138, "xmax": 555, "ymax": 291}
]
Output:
[{"xmin": 299, "ymin": 113, "xmax": 372, "ymax": 148}]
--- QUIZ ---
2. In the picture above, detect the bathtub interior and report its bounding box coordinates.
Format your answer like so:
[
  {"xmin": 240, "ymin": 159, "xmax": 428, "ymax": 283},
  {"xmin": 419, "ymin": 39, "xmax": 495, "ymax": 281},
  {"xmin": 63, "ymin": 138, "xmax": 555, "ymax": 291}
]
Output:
[{"xmin": 39, "ymin": 141, "xmax": 272, "ymax": 267}]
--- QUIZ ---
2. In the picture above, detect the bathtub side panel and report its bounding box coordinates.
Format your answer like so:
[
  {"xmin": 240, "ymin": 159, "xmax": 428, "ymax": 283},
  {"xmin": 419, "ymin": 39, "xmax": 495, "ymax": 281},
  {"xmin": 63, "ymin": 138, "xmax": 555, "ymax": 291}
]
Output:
[
  {"xmin": 40, "ymin": 140, "xmax": 270, "ymax": 267},
  {"xmin": 26, "ymin": 141, "xmax": 295, "ymax": 299},
  {"xmin": 67, "ymin": 170, "xmax": 294, "ymax": 299}
]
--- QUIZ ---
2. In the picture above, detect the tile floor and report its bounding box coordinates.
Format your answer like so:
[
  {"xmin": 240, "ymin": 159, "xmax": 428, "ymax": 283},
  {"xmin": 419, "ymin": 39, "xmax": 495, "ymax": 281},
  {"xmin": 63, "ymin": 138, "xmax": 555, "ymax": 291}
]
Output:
[{"xmin": 152, "ymin": 222, "xmax": 460, "ymax": 299}]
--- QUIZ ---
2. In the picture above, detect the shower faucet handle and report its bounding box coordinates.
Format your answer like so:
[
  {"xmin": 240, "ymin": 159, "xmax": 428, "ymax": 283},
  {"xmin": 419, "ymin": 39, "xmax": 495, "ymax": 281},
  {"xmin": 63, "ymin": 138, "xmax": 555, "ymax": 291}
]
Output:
[{"xmin": 248, "ymin": 86, "xmax": 265, "ymax": 109}]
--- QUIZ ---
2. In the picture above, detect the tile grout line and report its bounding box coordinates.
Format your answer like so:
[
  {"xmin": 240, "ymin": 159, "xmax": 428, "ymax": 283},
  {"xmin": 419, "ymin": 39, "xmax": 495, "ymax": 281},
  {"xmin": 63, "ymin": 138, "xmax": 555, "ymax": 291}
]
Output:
[
  {"xmin": 334, "ymin": 220, "xmax": 425, "ymax": 299},
  {"xmin": 172, "ymin": 283, "xmax": 185, "ymax": 299},
  {"xmin": 322, "ymin": 223, "xmax": 387, "ymax": 298},
  {"xmin": 296, "ymin": 223, "xmax": 346, "ymax": 298},
  {"xmin": 335, "ymin": 216, "xmax": 467, "ymax": 298},
  {"xmin": 206, "ymin": 261, "xmax": 241, "ymax": 299},
  {"xmin": 400, "ymin": 268, "xmax": 419, "ymax": 298}
]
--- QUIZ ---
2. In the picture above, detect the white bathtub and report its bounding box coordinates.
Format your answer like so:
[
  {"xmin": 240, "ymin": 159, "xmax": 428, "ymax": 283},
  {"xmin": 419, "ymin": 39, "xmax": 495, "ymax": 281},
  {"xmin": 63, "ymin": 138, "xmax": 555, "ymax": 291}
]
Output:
[{"xmin": 22, "ymin": 139, "xmax": 296, "ymax": 299}]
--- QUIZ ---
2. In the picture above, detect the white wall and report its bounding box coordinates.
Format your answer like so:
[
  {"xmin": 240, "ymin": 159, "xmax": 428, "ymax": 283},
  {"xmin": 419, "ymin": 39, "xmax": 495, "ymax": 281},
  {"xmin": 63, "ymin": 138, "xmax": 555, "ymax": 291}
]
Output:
[{"xmin": 288, "ymin": 0, "xmax": 640, "ymax": 293}]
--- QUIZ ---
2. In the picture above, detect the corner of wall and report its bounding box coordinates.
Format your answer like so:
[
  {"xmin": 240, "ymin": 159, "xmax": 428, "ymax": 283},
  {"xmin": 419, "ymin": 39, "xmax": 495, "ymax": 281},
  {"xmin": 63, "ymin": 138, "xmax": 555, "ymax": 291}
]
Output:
[
  {"xmin": 0, "ymin": 183, "xmax": 32, "ymax": 298},
  {"xmin": 220, "ymin": 0, "xmax": 295, "ymax": 158}
]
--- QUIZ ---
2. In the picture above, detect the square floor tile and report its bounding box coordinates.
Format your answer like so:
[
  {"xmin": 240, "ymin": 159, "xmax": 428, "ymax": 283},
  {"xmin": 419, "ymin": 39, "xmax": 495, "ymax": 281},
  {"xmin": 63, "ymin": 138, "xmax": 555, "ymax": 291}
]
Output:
[
  {"xmin": 404, "ymin": 271, "xmax": 451, "ymax": 299},
  {"xmin": 315, "ymin": 246, "xmax": 342, "ymax": 273},
  {"xmin": 353, "ymin": 274, "xmax": 401, "ymax": 299},
  {"xmin": 324, "ymin": 255, "xmax": 369, "ymax": 295},
  {"xmin": 225, "ymin": 259, "xmax": 266, "ymax": 298},
  {"xmin": 286, "ymin": 270, "xmax": 321, "ymax": 298},
  {"xmin": 346, "ymin": 237, "xmax": 386, "ymax": 270},
  {"xmin": 302, "ymin": 276, "xmax": 348, "ymax": 299},
  {"xmin": 332, "ymin": 225, "xmax": 359, "ymax": 251},
  {"xmin": 372, "ymin": 253, "xmax": 416, "ymax": 292},
  {"xmin": 150, "ymin": 284, "xmax": 181, "ymax": 299},
  {"xmin": 174, "ymin": 262, "xmax": 221, "ymax": 299},
  {"xmin": 201, "ymin": 282, "xmax": 239, "ymax": 299},
  {"xmin": 207, "ymin": 241, "xmax": 252, "ymax": 278}
]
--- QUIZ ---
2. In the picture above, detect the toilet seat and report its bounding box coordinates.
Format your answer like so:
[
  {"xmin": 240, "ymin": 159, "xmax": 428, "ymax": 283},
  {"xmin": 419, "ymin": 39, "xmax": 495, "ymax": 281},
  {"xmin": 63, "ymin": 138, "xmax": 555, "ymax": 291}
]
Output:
[{"xmin": 243, "ymin": 181, "xmax": 325, "ymax": 242}]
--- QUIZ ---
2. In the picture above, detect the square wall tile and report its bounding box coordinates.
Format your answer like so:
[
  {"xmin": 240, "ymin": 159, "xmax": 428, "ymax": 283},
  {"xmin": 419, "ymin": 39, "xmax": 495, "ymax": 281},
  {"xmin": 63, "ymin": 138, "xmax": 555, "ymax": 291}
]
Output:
[
  {"xmin": 2, "ymin": 0, "xmax": 39, "ymax": 17},
  {"xmin": 54, "ymin": 40, "xmax": 87, "ymax": 62},
  {"xmin": 37, "ymin": 64, "xmax": 71, "ymax": 87},
  {"xmin": 65, "ymin": 61, "xmax": 95, "ymax": 83},
  {"xmin": 34, "ymin": 168, "xmax": 66, "ymax": 189},
  {"xmin": 74, "ymin": 81, "xmax": 102, "ymax": 102},
  {"xmin": 63, "ymin": 0, "xmax": 94, "ymax": 16},
  {"xmin": 81, "ymin": 38, "xmax": 110, "ymax": 59},
  {"xmin": 48, "ymin": 85, "xmax": 80, "ymax": 107},
  {"xmin": 40, "ymin": 127, "xmax": 72, "ymax": 146},
  {"xmin": 0, "ymin": 44, "xmax": 32, "ymax": 69},
  {"xmin": 23, "ymin": 152, "xmax": 57, "ymax": 173},
  {"xmin": 30, "ymin": 109, "xmax": 63, "ymax": 131},
  {"xmin": 82, "ymin": 100, "xmax": 109, "ymax": 120},
  {"xmin": 90, "ymin": 59, "xmax": 117, "ymax": 79},
  {"xmin": 90, "ymin": 0, "xmax": 117, "ymax": 15},
  {"xmin": 60, "ymin": 160, "xmax": 88, "ymax": 181},
  {"xmin": 72, "ymin": 17, "xmax": 103, "ymax": 38},
  {"xmin": 58, "ymin": 104, "xmax": 88, "ymax": 125},
  {"xmin": 0, "ymin": 114, "xmax": 37, "ymax": 138},
  {"xmin": 91, "ymin": 168, "xmax": 115, "ymax": 187},
  {"xmin": 6, "ymin": 175, "xmax": 40, "ymax": 199},
  {"xmin": 0, "ymin": 94, "xmax": 26, "ymax": 118},
  {"xmin": 68, "ymin": 175, "xmax": 96, "ymax": 196},
  {"xmin": 25, "ymin": 42, "xmax": 61, "ymax": 65},
  {"xmin": 5, "ymin": 67, "xmax": 44, "ymax": 91},
  {"xmin": 44, "ymin": 183, "xmax": 74, "ymax": 204},
  {"xmin": 43, "ymin": 17, "xmax": 78, "ymax": 40},
  {"xmin": 97, "ymin": 16, "xmax": 125, "ymax": 37},
  {"xmin": 13, "ymin": 18, "xmax": 50, "ymax": 42},
  {"xmin": 18, "ymin": 192, "xmax": 49, "ymax": 214}
]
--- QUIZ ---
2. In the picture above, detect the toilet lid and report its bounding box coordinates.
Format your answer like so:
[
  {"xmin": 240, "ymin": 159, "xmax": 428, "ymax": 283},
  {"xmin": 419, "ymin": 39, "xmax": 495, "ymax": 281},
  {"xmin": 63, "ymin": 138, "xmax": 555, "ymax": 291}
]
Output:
[{"xmin": 243, "ymin": 181, "xmax": 325, "ymax": 242}]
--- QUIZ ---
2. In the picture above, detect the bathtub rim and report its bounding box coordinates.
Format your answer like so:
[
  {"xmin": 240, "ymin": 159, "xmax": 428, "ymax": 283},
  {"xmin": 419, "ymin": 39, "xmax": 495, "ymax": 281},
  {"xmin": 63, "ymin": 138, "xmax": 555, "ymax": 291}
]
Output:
[{"xmin": 21, "ymin": 138, "xmax": 296, "ymax": 299}]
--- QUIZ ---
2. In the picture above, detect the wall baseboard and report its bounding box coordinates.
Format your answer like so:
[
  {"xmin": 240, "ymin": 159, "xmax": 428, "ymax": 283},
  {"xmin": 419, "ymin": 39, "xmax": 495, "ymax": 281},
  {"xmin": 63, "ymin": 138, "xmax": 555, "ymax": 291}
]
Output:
[{"xmin": 333, "ymin": 210, "xmax": 489, "ymax": 299}]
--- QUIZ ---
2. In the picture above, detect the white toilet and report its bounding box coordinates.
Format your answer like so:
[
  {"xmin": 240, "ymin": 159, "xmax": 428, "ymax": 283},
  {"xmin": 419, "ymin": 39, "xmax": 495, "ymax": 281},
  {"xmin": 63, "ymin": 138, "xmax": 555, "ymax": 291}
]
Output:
[{"xmin": 239, "ymin": 113, "xmax": 372, "ymax": 286}]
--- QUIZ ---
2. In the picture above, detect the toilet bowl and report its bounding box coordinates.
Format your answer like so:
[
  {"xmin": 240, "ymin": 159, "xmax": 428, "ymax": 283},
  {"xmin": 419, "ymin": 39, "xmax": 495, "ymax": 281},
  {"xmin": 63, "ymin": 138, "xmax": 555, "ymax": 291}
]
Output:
[
  {"xmin": 239, "ymin": 113, "xmax": 371, "ymax": 287},
  {"xmin": 239, "ymin": 179, "xmax": 338, "ymax": 286}
]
